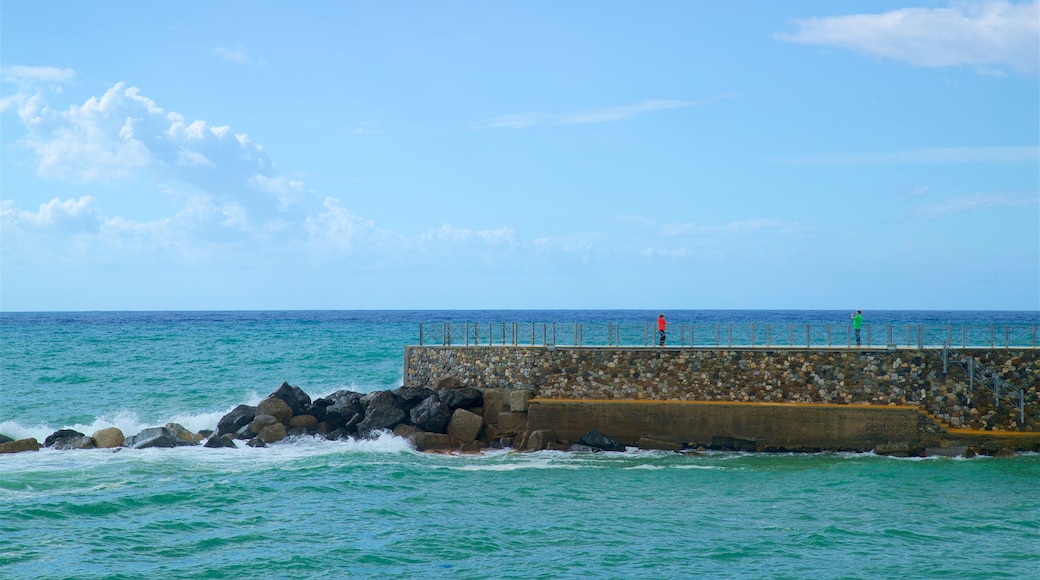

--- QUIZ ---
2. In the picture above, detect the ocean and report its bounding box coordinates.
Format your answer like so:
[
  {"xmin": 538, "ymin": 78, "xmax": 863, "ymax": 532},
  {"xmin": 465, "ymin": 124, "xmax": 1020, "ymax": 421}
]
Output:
[{"xmin": 2, "ymin": 310, "xmax": 1038, "ymax": 579}]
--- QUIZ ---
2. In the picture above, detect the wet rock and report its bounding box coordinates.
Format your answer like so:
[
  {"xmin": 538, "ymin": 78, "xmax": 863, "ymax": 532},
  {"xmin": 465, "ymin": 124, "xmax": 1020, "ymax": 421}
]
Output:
[
  {"xmin": 204, "ymin": 434, "xmax": 237, "ymax": 448},
  {"xmin": 164, "ymin": 423, "xmax": 200, "ymax": 445},
  {"xmin": 269, "ymin": 382, "xmax": 312, "ymax": 417},
  {"xmin": 246, "ymin": 437, "xmax": 267, "ymax": 448},
  {"xmin": 216, "ymin": 405, "xmax": 257, "ymax": 437},
  {"xmin": 578, "ymin": 429, "xmax": 625, "ymax": 452},
  {"xmin": 92, "ymin": 427, "xmax": 125, "ymax": 449},
  {"xmin": 526, "ymin": 430, "xmax": 557, "ymax": 451},
  {"xmin": 45, "ymin": 429, "xmax": 86, "ymax": 448},
  {"xmin": 392, "ymin": 386, "xmax": 435, "ymax": 409},
  {"xmin": 257, "ymin": 397, "xmax": 293, "ymax": 425},
  {"xmin": 410, "ymin": 396, "xmax": 452, "ymax": 433},
  {"xmin": 356, "ymin": 391, "xmax": 406, "ymax": 436},
  {"xmin": 411, "ymin": 432, "xmax": 454, "ymax": 451},
  {"xmin": 288, "ymin": 414, "xmax": 318, "ymax": 431},
  {"xmin": 447, "ymin": 409, "xmax": 483, "ymax": 443},
  {"xmin": 249, "ymin": 414, "xmax": 278, "ymax": 434},
  {"xmin": 125, "ymin": 427, "xmax": 183, "ymax": 449},
  {"xmin": 439, "ymin": 387, "xmax": 483, "ymax": 411},
  {"xmin": 324, "ymin": 392, "xmax": 364, "ymax": 430},
  {"xmin": 0, "ymin": 434, "xmax": 13, "ymax": 444},
  {"xmin": 257, "ymin": 423, "xmax": 287, "ymax": 444},
  {"xmin": 0, "ymin": 438, "xmax": 41, "ymax": 454}
]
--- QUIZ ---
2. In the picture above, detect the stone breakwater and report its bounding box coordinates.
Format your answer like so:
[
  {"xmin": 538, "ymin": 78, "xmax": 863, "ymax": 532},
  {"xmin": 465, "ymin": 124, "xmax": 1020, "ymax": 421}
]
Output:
[
  {"xmin": 405, "ymin": 346, "xmax": 1040, "ymax": 432},
  {"xmin": 0, "ymin": 381, "xmax": 572, "ymax": 455}
]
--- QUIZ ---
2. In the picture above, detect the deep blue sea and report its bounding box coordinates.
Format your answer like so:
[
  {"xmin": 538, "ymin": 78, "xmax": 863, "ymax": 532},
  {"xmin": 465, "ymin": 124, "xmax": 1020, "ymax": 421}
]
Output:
[{"xmin": 2, "ymin": 310, "xmax": 1038, "ymax": 579}]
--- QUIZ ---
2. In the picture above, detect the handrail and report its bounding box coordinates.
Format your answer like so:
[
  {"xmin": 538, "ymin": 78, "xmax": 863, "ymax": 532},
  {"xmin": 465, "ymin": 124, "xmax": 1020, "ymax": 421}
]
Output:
[{"xmin": 417, "ymin": 321, "xmax": 1039, "ymax": 349}]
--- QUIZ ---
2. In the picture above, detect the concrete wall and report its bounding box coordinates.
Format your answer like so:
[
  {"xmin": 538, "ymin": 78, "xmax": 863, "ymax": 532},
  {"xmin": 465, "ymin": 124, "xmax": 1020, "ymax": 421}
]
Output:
[{"xmin": 405, "ymin": 346, "xmax": 1039, "ymax": 433}]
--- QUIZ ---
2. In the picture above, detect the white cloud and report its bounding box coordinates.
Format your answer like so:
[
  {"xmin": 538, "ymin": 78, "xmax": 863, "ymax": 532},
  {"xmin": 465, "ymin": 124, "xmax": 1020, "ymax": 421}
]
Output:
[
  {"xmin": 777, "ymin": 0, "xmax": 1040, "ymax": 75},
  {"xmin": 770, "ymin": 146, "xmax": 1040, "ymax": 165},
  {"xmin": 1, "ymin": 196, "xmax": 100, "ymax": 231},
  {"xmin": 473, "ymin": 97, "xmax": 724, "ymax": 129},
  {"xmin": 1, "ymin": 65, "xmax": 76, "ymax": 84},
  {"xmin": 305, "ymin": 197, "xmax": 383, "ymax": 252},
  {"xmin": 913, "ymin": 191, "xmax": 1038, "ymax": 217}
]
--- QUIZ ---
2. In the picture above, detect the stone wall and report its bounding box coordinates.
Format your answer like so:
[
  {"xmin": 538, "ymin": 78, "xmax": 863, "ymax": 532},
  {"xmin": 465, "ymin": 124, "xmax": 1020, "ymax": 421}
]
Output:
[{"xmin": 404, "ymin": 346, "xmax": 1039, "ymax": 432}]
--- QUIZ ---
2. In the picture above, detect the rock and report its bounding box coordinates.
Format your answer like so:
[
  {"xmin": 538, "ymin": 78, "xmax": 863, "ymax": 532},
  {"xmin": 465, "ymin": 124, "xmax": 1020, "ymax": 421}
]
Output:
[
  {"xmin": 0, "ymin": 434, "xmax": 13, "ymax": 444},
  {"xmin": 92, "ymin": 427, "xmax": 125, "ymax": 449},
  {"xmin": 204, "ymin": 434, "xmax": 237, "ymax": 448},
  {"xmin": 323, "ymin": 392, "xmax": 364, "ymax": 430},
  {"xmin": 874, "ymin": 442, "xmax": 911, "ymax": 457},
  {"xmin": 356, "ymin": 390, "xmax": 406, "ymax": 436},
  {"xmin": 268, "ymin": 382, "xmax": 312, "ymax": 417},
  {"xmin": 508, "ymin": 389, "xmax": 534, "ymax": 412},
  {"xmin": 393, "ymin": 423, "xmax": 423, "ymax": 439},
  {"xmin": 216, "ymin": 405, "xmax": 257, "ymax": 437},
  {"xmin": 257, "ymin": 397, "xmax": 293, "ymax": 425},
  {"xmin": 410, "ymin": 396, "xmax": 452, "ymax": 433},
  {"xmin": 578, "ymin": 429, "xmax": 625, "ymax": 452},
  {"xmin": 0, "ymin": 438, "xmax": 41, "ymax": 454},
  {"xmin": 392, "ymin": 386, "xmax": 435, "ymax": 409},
  {"xmin": 125, "ymin": 427, "xmax": 183, "ymax": 449},
  {"xmin": 246, "ymin": 437, "xmax": 267, "ymax": 448},
  {"xmin": 411, "ymin": 432, "xmax": 454, "ymax": 451},
  {"xmin": 447, "ymin": 409, "xmax": 483, "ymax": 443},
  {"xmin": 257, "ymin": 422, "xmax": 287, "ymax": 444},
  {"xmin": 638, "ymin": 437, "xmax": 682, "ymax": 452},
  {"xmin": 288, "ymin": 414, "xmax": 318, "ymax": 431},
  {"xmin": 480, "ymin": 389, "xmax": 506, "ymax": 426},
  {"xmin": 44, "ymin": 429, "xmax": 86, "ymax": 448},
  {"xmin": 249, "ymin": 414, "xmax": 279, "ymax": 434},
  {"xmin": 526, "ymin": 430, "xmax": 557, "ymax": 451},
  {"xmin": 164, "ymin": 423, "xmax": 199, "ymax": 445},
  {"xmin": 926, "ymin": 446, "xmax": 969, "ymax": 458},
  {"xmin": 439, "ymin": 387, "xmax": 483, "ymax": 410}
]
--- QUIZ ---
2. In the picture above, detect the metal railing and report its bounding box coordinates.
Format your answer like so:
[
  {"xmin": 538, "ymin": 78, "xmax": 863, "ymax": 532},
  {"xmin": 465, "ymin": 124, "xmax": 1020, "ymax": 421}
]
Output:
[{"xmin": 417, "ymin": 321, "xmax": 1039, "ymax": 349}]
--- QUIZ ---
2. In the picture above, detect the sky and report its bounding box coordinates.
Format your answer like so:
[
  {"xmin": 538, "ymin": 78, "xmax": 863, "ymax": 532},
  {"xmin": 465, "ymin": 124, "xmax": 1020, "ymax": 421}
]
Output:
[{"xmin": 1, "ymin": 1, "xmax": 1038, "ymax": 311}]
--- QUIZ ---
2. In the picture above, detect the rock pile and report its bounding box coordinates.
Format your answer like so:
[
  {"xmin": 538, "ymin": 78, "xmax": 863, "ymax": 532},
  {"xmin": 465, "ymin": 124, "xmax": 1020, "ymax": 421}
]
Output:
[{"xmin": 0, "ymin": 381, "xmax": 620, "ymax": 455}]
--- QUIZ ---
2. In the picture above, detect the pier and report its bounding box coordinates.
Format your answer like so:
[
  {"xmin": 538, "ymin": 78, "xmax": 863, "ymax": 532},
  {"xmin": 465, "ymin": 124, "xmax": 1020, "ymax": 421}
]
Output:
[{"xmin": 404, "ymin": 321, "xmax": 1040, "ymax": 454}]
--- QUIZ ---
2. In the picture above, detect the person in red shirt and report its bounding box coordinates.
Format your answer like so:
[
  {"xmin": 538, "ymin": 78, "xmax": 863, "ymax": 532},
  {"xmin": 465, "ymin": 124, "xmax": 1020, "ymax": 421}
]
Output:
[{"xmin": 657, "ymin": 313, "xmax": 667, "ymax": 347}]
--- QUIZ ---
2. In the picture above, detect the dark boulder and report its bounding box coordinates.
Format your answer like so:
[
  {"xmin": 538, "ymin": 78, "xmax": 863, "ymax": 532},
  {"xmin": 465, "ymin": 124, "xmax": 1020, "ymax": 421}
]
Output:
[
  {"xmin": 125, "ymin": 427, "xmax": 185, "ymax": 450},
  {"xmin": 216, "ymin": 405, "xmax": 257, "ymax": 437},
  {"xmin": 45, "ymin": 429, "xmax": 86, "ymax": 448},
  {"xmin": 410, "ymin": 396, "xmax": 452, "ymax": 433},
  {"xmin": 246, "ymin": 437, "xmax": 267, "ymax": 448},
  {"xmin": 269, "ymin": 382, "xmax": 311, "ymax": 417},
  {"xmin": 392, "ymin": 386, "xmax": 435, "ymax": 410},
  {"xmin": 438, "ymin": 387, "xmax": 483, "ymax": 411},
  {"xmin": 578, "ymin": 429, "xmax": 625, "ymax": 452},
  {"xmin": 204, "ymin": 434, "xmax": 237, "ymax": 448},
  {"xmin": 0, "ymin": 434, "xmax": 13, "ymax": 444},
  {"xmin": 324, "ymin": 392, "xmax": 364, "ymax": 430},
  {"xmin": 356, "ymin": 390, "xmax": 406, "ymax": 436}
]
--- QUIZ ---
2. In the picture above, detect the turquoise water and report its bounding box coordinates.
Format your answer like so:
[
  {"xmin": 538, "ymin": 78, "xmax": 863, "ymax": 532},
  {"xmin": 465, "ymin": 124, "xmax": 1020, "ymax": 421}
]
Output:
[{"xmin": 2, "ymin": 311, "xmax": 1038, "ymax": 579}]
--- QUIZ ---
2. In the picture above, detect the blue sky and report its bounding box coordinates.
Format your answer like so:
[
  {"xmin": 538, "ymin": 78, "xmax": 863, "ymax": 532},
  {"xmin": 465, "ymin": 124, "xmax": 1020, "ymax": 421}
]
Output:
[{"xmin": 2, "ymin": 1, "xmax": 1038, "ymax": 311}]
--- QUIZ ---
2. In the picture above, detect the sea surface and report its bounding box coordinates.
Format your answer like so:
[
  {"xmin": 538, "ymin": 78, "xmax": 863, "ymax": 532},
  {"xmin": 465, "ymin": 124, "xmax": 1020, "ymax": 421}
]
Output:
[{"xmin": 2, "ymin": 310, "xmax": 1038, "ymax": 579}]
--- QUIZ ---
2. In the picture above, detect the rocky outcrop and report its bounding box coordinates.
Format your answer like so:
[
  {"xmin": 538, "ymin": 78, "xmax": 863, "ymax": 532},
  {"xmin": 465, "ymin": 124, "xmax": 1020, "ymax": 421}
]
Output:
[
  {"xmin": 125, "ymin": 427, "xmax": 184, "ymax": 449},
  {"xmin": 45, "ymin": 429, "xmax": 91, "ymax": 449},
  {"xmin": 410, "ymin": 396, "xmax": 452, "ymax": 433},
  {"xmin": 216, "ymin": 405, "xmax": 256, "ymax": 437},
  {"xmin": 257, "ymin": 398, "xmax": 293, "ymax": 425},
  {"xmin": 356, "ymin": 390, "xmax": 406, "ymax": 436},
  {"xmin": 92, "ymin": 427, "xmax": 125, "ymax": 449},
  {"xmin": 0, "ymin": 438, "xmax": 41, "ymax": 454},
  {"xmin": 578, "ymin": 429, "xmax": 626, "ymax": 452}
]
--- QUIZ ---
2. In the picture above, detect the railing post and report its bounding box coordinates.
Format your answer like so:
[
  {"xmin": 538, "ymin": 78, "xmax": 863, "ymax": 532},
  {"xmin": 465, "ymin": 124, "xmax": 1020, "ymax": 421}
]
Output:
[
  {"xmin": 445, "ymin": 322, "xmax": 451, "ymax": 346},
  {"xmin": 552, "ymin": 322, "xmax": 556, "ymax": 345},
  {"xmin": 419, "ymin": 322, "xmax": 424, "ymax": 346},
  {"xmin": 827, "ymin": 323, "xmax": 832, "ymax": 347},
  {"xmin": 1005, "ymin": 326, "xmax": 1009, "ymax": 348},
  {"xmin": 488, "ymin": 322, "xmax": 492, "ymax": 346},
  {"xmin": 502, "ymin": 322, "xmax": 506, "ymax": 346},
  {"xmin": 990, "ymin": 324, "xmax": 995, "ymax": 348},
  {"xmin": 867, "ymin": 324, "xmax": 872, "ymax": 348},
  {"xmin": 681, "ymin": 323, "xmax": 686, "ymax": 347},
  {"xmin": 466, "ymin": 322, "xmax": 470, "ymax": 346},
  {"xmin": 751, "ymin": 323, "xmax": 756, "ymax": 347},
  {"xmin": 917, "ymin": 325, "xmax": 923, "ymax": 349},
  {"xmin": 806, "ymin": 324, "xmax": 810, "ymax": 348},
  {"xmin": 531, "ymin": 322, "xmax": 535, "ymax": 346}
]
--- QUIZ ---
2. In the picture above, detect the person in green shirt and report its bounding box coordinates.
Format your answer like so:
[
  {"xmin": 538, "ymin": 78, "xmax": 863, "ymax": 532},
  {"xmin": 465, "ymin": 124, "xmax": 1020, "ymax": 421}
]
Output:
[{"xmin": 851, "ymin": 310, "xmax": 863, "ymax": 346}]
